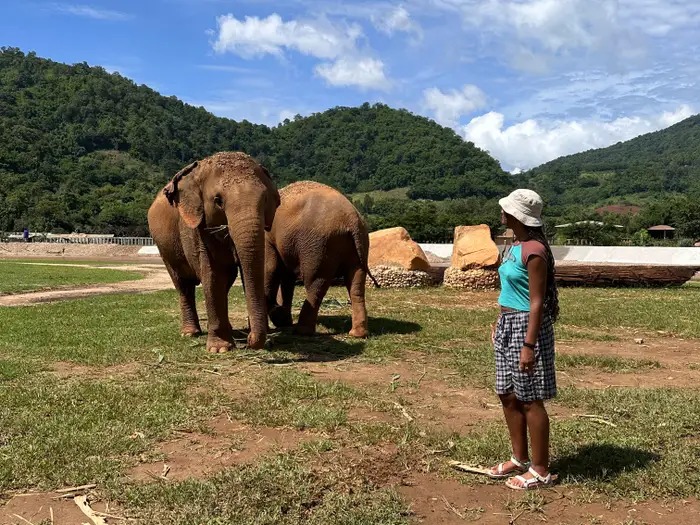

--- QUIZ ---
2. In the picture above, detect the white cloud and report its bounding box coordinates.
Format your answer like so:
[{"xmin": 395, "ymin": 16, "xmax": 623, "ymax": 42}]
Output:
[
  {"xmin": 372, "ymin": 6, "xmax": 421, "ymax": 37},
  {"xmin": 315, "ymin": 57, "xmax": 390, "ymax": 90},
  {"xmin": 462, "ymin": 105, "xmax": 694, "ymax": 172},
  {"xmin": 51, "ymin": 4, "xmax": 131, "ymax": 21},
  {"xmin": 212, "ymin": 13, "xmax": 360, "ymax": 59},
  {"xmin": 422, "ymin": 84, "xmax": 487, "ymax": 126},
  {"xmin": 212, "ymin": 12, "xmax": 390, "ymax": 91}
]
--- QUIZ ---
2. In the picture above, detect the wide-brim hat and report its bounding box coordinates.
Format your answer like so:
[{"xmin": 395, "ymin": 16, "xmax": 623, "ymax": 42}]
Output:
[{"xmin": 499, "ymin": 189, "xmax": 544, "ymax": 228}]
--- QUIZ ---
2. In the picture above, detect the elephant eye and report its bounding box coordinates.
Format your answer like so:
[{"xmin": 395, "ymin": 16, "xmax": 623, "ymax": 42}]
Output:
[{"xmin": 214, "ymin": 195, "xmax": 223, "ymax": 208}]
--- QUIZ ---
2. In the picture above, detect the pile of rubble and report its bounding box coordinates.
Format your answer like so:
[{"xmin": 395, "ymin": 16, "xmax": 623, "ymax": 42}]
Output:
[{"xmin": 369, "ymin": 265, "xmax": 435, "ymax": 288}]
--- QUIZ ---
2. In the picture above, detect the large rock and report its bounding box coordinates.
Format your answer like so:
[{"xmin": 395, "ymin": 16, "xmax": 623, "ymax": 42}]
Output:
[
  {"xmin": 368, "ymin": 227, "xmax": 431, "ymax": 271},
  {"xmin": 451, "ymin": 225, "xmax": 500, "ymax": 270}
]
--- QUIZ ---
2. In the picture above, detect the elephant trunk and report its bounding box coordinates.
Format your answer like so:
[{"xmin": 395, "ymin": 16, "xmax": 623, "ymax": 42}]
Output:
[{"xmin": 228, "ymin": 204, "xmax": 267, "ymax": 349}]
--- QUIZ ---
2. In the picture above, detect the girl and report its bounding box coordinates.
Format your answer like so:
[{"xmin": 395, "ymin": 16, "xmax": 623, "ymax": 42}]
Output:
[{"xmin": 488, "ymin": 189, "xmax": 559, "ymax": 490}]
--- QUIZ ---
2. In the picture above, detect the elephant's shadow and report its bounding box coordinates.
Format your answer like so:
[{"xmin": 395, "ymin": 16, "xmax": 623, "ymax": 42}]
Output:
[
  {"xmin": 317, "ymin": 315, "xmax": 422, "ymax": 337},
  {"xmin": 228, "ymin": 315, "xmax": 421, "ymax": 363}
]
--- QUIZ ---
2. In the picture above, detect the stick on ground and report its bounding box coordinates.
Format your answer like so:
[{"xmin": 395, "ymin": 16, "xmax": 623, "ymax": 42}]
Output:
[{"xmin": 74, "ymin": 495, "xmax": 108, "ymax": 525}]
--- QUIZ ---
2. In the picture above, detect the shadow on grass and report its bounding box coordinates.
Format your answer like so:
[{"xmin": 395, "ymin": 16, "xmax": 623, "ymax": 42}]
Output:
[
  {"xmin": 230, "ymin": 328, "xmax": 366, "ymax": 363},
  {"xmin": 317, "ymin": 315, "xmax": 422, "ymax": 336},
  {"xmin": 554, "ymin": 444, "xmax": 659, "ymax": 481},
  {"xmin": 229, "ymin": 315, "xmax": 420, "ymax": 364}
]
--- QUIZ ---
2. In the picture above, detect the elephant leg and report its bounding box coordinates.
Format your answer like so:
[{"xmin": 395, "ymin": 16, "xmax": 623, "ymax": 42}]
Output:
[
  {"xmin": 345, "ymin": 266, "xmax": 369, "ymax": 338},
  {"xmin": 295, "ymin": 277, "xmax": 331, "ymax": 336},
  {"xmin": 202, "ymin": 269, "xmax": 234, "ymax": 353},
  {"xmin": 163, "ymin": 261, "xmax": 201, "ymax": 337},
  {"xmin": 179, "ymin": 280, "xmax": 202, "ymax": 337},
  {"xmin": 270, "ymin": 274, "xmax": 294, "ymax": 328}
]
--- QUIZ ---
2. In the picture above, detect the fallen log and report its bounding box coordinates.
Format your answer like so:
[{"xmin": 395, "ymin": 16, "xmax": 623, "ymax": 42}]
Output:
[{"xmin": 554, "ymin": 263, "xmax": 699, "ymax": 287}]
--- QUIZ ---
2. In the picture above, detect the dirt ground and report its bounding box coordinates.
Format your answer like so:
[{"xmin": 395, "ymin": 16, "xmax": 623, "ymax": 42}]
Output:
[{"xmin": 2, "ymin": 250, "xmax": 700, "ymax": 524}]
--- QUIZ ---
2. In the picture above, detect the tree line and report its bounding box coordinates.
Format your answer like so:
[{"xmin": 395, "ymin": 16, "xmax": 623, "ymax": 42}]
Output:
[{"xmin": 0, "ymin": 48, "xmax": 698, "ymax": 242}]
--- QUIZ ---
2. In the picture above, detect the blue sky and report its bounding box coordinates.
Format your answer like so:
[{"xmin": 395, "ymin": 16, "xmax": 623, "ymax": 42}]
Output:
[{"xmin": 2, "ymin": 0, "xmax": 699, "ymax": 171}]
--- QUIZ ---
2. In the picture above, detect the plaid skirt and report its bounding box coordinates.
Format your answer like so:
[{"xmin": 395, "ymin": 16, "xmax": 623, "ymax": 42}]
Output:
[{"xmin": 494, "ymin": 310, "xmax": 556, "ymax": 402}]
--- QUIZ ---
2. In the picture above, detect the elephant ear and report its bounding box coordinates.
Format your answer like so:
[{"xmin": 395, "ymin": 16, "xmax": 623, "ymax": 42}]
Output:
[
  {"xmin": 260, "ymin": 166, "xmax": 280, "ymax": 231},
  {"xmin": 163, "ymin": 161, "xmax": 203, "ymax": 229}
]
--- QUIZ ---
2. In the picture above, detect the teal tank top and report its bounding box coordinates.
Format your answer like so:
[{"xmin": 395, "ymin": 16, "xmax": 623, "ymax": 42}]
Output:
[{"xmin": 498, "ymin": 244, "xmax": 531, "ymax": 312}]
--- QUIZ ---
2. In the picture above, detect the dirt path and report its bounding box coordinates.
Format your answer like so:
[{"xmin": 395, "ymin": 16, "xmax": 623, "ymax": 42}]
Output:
[{"xmin": 0, "ymin": 264, "xmax": 174, "ymax": 306}]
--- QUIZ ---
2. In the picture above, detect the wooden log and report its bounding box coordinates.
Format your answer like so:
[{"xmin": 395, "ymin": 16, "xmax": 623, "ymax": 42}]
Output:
[{"xmin": 554, "ymin": 264, "xmax": 699, "ymax": 287}]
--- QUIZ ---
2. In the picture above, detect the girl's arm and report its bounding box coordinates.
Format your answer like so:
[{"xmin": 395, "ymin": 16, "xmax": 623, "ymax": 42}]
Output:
[{"xmin": 520, "ymin": 255, "xmax": 547, "ymax": 373}]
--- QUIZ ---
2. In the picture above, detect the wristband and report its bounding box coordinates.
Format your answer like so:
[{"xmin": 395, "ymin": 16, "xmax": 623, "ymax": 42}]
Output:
[{"xmin": 523, "ymin": 342, "xmax": 536, "ymax": 350}]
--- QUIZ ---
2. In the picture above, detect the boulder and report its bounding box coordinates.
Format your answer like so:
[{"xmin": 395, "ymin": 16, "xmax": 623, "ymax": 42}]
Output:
[
  {"xmin": 451, "ymin": 225, "xmax": 500, "ymax": 270},
  {"xmin": 368, "ymin": 227, "xmax": 431, "ymax": 271}
]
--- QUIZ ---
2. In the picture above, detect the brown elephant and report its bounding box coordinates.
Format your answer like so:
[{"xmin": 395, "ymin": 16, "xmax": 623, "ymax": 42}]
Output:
[
  {"xmin": 264, "ymin": 181, "xmax": 378, "ymax": 338},
  {"xmin": 148, "ymin": 152, "xmax": 280, "ymax": 352}
]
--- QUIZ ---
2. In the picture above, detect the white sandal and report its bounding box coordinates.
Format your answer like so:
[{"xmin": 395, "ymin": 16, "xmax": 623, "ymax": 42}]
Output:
[
  {"xmin": 487, "ymin": 456, "xmax": 531, "ymax": 480},
  {"xmin": 505, "ymin": 467, "xmax": 558, "ymax": 490}
]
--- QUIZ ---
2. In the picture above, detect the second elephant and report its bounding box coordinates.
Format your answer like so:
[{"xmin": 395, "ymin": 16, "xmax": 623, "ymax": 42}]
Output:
[{"xmin": 264, "ymin": 181, "xmax": 378, "ymax": 337}]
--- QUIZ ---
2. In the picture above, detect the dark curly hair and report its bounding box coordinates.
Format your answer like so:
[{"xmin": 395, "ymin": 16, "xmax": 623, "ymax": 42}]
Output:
[{"xmin": 525, "ymin": 226, "xmax": 560, "ymax": 323}]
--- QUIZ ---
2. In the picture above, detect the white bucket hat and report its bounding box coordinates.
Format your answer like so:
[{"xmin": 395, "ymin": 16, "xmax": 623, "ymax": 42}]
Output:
[{"xmin": 499, "ymin": 189, "xmax": 544, "ymax": 228}]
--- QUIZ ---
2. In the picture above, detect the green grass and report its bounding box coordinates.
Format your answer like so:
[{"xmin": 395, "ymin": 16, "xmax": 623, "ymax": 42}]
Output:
[
  {"xmin": 0, "ymin": 372, "xmax": 219, "ymax": 490},
  {"xmin": 1, "ymin": 281, "xmax": 700, "ymax": 518},
  {"xmin": 0, "ymin": 291, "xmax": 201, "ymax": 365},
  {"xmin": 0, "ymin": 357, "xmax": 43, "ymax": 381},
  {"xmin": 228, "ymin": 369, "xmax": 361, "ymax": 432},
  {"xmin": 0, "ymin": 260, "xmax": 142, "ymax": 294},
  {"xmin": 439, "ymin": 386, "xmax": 700, "ymax": 499},
  {"xmin": 559, "ymin": 287, "xmax": 700, "ymax": 337},
  {"xmin": 350, "ymin": 187, "xmax": 409, "ymax": 201},
  {"xmin": 113, "ymin": 453, "xmax": 410, "ymax": 524}
]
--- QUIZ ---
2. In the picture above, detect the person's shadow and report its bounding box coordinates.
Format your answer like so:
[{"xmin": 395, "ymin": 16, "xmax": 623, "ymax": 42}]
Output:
[{"xmin": 553, "ymin": 444, "xmax": 659, "ymax": 482}]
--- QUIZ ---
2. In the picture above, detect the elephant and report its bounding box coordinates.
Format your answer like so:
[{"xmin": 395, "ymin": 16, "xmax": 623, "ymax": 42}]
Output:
[
  {"xmin": 147, "ymin": 152, "xmax": 280, "ymax": 352},
  {"xmin": 264, "ymin": 181, "xmax": 378, "ymax": 338}
]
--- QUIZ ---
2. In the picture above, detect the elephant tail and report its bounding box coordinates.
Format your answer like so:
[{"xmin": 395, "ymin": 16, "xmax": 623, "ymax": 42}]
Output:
[{"xmin": 350, "ymin": 220, "xmax": 380, "ymax": 289}]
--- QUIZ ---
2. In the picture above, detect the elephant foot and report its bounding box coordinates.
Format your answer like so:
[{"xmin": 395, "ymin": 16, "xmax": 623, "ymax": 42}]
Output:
[
  {"xmin": 247, "ymin": 332, "xmax": 266, "ymax": 350},
  {"xmin": 181, "ymin": 327, "xmax": 203, "ymax": 338},
  {"xmin": 269, "ymin": 306, "xmax": 293, "ymax": 328},
  {"xmin": 293, "ymin": 324, "xmax": 316, "ymax": 336},
  {"xmin": 349, "ymin": 327, "xmax": 368, "ymax": 338},
  {"xmin": 206, "ymin": 336, "xmax": 234, "ymax": 354}
]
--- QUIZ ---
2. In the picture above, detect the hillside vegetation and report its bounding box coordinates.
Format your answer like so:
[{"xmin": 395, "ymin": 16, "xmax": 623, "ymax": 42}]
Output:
[
  {"xmin": 522, "ymin": 115, "xmax": 700, "ymax": 241},
  {"xmin": 0, "ymin": 48, "xmax": 511, "ymax": 239},
  {"xmin": 526, "ymin": 115, "xmax": 700, "ymax": 205},
  {"xmin": 2, "ymin": 48, "xmax": 698, "ymax": 243}
]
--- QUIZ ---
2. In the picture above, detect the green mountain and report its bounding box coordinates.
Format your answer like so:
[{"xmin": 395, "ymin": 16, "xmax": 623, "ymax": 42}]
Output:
[
  {"xmin": 0, "ymin": 48, "xmax": 511, "ymax": 236},
  {"xmin": 525, "ymin": 114, "xmax": 700, "ymax": 207}
]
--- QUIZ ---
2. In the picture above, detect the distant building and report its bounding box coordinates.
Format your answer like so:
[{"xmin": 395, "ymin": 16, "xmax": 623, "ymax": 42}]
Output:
[
  {"xmin": 495, "ymin": 228, "xmax": 514, "ymax": 246},
  {"xmin": 647, "ymin": 225, "xmax": 675, "ymax": 240}
]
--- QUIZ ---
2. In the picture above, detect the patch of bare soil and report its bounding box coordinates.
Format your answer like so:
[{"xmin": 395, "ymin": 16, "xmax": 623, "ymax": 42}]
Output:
[
  {"xmin": 50, "ymin": 361, "xmax": 142, "ymax": 380},
  {"xmin": 0, "ymin": 264, "xmax": 173, "ymax": 306},
  {"xmin": 399, "ymin": 473, "xmax": 700, "ymax": 525},
  {"xmin": 0, "ymin": 241, "xmax": 145, "ymax": 258},
  {"xmin": 559, "ymin": 335, "xmax": 700, "ymax": 367},
  {"xmin": 1, "ymin": 492, "xmax": 111, "ymax": 525},
  {"xmin": 126, "ymin": 415, "xmax": 314, "ymax": 482},
  {"xmin": 301, "ymin": 353, "xmax": 572, "ymax": 433},
  {"xmin": 557, "ymin": 336, "xmax": 700, "ymax": 388}
]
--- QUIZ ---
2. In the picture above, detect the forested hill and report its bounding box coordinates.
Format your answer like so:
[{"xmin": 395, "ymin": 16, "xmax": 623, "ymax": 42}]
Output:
[
  {"xmin": 269, "ymin": 104, "xmax": 512, "ymax": 199},
  {"xmin": 0, "ymin": 48, "xmax": 511, "ymax": 235},
  {"xmin": 524, "ymin": 113, "xmax": 700, "ymax": 207}
]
